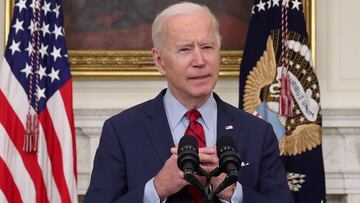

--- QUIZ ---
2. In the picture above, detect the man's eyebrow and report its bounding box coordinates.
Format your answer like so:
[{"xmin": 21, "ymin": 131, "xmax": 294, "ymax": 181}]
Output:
[
  {"xmin": 176, "ymin": 43, "xmax": 194, "ymax": 48},
  {"xmin": 200, "ymin": 42, "xmax": 215, "ymax": 46}
]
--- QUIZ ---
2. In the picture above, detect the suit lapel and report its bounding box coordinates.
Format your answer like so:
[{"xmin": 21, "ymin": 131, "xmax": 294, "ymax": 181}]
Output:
[
  {"xmin": 144, "ymin": 90, "xmax": 174, "ymax": 163},
  {"xmin": 215, "ymin": 94, "xmax": 254, "ymax": 185},
  {"xmin": 214, "ymin": 94, "xmax": 240, "ymax": 142}
]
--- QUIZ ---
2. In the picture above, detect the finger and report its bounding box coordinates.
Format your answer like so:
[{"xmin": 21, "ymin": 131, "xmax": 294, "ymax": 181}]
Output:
[
  {"xmin": 171, "ymin": 147, "xmax": 177, "ymax": 154},
  {"xmin": 179, "ymin": 172, "xmax": 190, "ymax": 186},
  {"xmin": 170, "ymin": 152, "xmax": 177, "ymax": 158},
  {"xmin": 199, "ymin": 154, "xmax": 218, "ymax": 164},
  {"xmin": 200, "ymin": 165, "xmax": 218, "ymax": 173},
  {"xmin": 210, "ymin": 173, "xmax": 227, "ymax": 186},
  {"xmin": 168, "ymin": 153, "xmax": 178, "ymax": 162},
  {"xmin": 199, "ymin": 147, "xmax": 216, "ymax": 154}
]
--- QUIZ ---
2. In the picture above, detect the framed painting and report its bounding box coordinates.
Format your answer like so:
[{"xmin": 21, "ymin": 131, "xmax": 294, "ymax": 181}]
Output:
[{"xmin": 5, "ymin": 0, "xmax": 315, "ymax": 79}]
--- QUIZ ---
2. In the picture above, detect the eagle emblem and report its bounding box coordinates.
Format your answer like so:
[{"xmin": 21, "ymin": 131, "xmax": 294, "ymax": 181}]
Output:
[{"xmin": 243, "ymin": 34, "xmax": 322, "ymax": 156}]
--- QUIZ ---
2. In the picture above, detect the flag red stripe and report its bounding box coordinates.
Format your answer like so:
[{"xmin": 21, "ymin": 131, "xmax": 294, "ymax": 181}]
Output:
[
  {"xmin": 0, "ymin": 157, "xmax": 23, "ymax": 203},
  {"xmin": 59, "ymin": 80, "xmax": 77, "ymax": 181},
  {"xmin": 0, "ymin": 91, "xmax": 49, "ymax": 203},
  {"xmin": 39, "ymin": 108, "xmax": 71, "ymax": 203}
]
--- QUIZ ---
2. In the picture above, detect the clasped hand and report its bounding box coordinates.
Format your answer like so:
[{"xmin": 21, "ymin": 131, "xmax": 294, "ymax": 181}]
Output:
[{"xmin": 154, "ymin": 146, "xmax": 235, "ymax": 201}]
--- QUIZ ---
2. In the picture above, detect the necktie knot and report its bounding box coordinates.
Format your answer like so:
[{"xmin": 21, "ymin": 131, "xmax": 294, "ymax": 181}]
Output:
[
  {"xmin": 184, "ymin": 109, "xmax": 205, "ymax": 147},
  {"xmin": 186, "ymin": 110, "xmax": 201, "ymax": 122}
]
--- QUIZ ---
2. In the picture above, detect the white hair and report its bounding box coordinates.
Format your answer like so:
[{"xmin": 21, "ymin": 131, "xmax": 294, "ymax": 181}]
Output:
[{"xmin": 151, "ymin": 2, "xmax": 221, "ymax": 52}]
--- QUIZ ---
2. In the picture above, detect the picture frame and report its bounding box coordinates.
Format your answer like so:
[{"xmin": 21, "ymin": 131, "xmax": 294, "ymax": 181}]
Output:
[{"xmin": 4, "ymin": 0, "xmax": 315, "ymax": 79}]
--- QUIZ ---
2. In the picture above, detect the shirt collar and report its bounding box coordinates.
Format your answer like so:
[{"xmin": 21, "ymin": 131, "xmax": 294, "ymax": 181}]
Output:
[
  {"xmin": 197, "ymin": 95, "xmax": 217, "ymax": 130},
  {"xmin": 163, "ymin": 89, "xmax": 216, "ymax": 131}
]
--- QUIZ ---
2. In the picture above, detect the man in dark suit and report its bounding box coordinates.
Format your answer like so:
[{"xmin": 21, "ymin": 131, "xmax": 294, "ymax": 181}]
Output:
[{"xmin": 85, "ymin": 2, "xmax": 293, "ymax": 203}]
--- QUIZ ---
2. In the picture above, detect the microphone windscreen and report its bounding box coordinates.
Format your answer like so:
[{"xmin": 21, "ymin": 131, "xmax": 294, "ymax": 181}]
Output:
[
  {"xmin": 177, "ymin": 136, "xmax": 199, "ymax": 172},
  {"xmin": 178, "ymin": 135, "xmax": 198, "ymax": 150},
  {"xmin": 216, "ymin": 136, "xmax": 236, "ymax": 156}
]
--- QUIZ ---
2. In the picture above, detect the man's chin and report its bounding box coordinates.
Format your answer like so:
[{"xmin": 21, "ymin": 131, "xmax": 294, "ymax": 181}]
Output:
[{"xmin": 191, "ymin": 89, "xmax": 213, "ymax": 99}]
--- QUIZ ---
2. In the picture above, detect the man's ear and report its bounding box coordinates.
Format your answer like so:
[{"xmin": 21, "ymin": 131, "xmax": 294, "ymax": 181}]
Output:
[{"xmin": 152, "ymin": 48, "xmax": 166, "ymax": 76}]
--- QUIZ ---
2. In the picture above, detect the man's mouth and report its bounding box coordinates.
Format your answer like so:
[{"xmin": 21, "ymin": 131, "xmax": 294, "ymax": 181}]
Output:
[{"xmin": 189, "ymin": 74, "xmax": 210, "ymax": 80}]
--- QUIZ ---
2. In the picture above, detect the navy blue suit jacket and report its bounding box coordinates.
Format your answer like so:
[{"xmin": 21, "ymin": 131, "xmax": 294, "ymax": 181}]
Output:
[{"xmin": 85, "ymin": 89, "xmax": 293, "ymax": 203}]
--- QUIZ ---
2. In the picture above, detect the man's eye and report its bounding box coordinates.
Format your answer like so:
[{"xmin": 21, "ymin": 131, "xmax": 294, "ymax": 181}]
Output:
[
  {"xmin": 179, "ymin": 48, "xmax": 190, "ymax": 53},
  {"xmin": 202, "ymin": 45, "xmax": 213, "ymax": 50}
]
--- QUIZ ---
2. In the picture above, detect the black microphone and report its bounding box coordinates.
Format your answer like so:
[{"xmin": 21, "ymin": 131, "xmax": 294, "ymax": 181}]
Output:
[
  {"xmin": 177, "ymin": 136, "xmax": 205, "ymax": 196},
  {"xmin": 216, "ymin": 136, "xmax": 241, "ymax": 177},
  {"xmin": 213, "ymin": 136, "xmax": 241, "ymax": 195},
  {"xmin": 177, "ymin": 136, "xmax": 200, "ymax": 175}
]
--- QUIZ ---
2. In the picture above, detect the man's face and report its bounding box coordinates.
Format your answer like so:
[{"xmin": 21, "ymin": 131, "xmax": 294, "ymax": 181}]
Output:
[{"xmin": 153, "ymin": 11, "xmax": 220, "ymax": 105}]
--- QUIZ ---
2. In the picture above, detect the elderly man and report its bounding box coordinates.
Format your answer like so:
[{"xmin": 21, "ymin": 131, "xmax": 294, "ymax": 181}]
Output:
[{"xmin": 85, "ymin": 2, "xmax": 293, "ymax": 203}]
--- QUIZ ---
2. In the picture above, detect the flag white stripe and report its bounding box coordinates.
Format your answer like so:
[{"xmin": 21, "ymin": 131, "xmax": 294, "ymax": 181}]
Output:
[
  {"xmin": 0, "ymin": 59, "xmax": 63, "ymax": 203},
  {"xmin": 0, "ymin": 189, "xmax": 9, "ymax": 203},
  {"xmin": 38, "ymin": 124, "xmax": 62, "ymax": 203},
  {"xmin": 47, "ymin": 91, "xmax": 78, "ymax": 202},
  {"xmin": 0, "ymin": 60, "xmax": 28, "ymax": 125},
  {"xmin": 0, "ymin": 125, "xmax": 36, "ymax": 203}
]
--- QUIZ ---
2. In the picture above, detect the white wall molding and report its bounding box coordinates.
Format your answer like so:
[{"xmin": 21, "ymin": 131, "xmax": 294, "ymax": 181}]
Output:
[{"xmin": 322, "ymin": 109, "xmax": 360, "ymax": 128}]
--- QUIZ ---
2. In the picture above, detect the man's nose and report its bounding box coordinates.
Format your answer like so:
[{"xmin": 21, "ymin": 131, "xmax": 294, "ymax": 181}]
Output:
[{"xmin": 192, "ymin": 47, "xmax": 206, "ymax": 67}]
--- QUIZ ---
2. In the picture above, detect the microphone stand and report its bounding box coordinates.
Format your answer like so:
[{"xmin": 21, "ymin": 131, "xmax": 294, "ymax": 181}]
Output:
[
  {"xmin": 183, "ymin": 169, "xmax": 205, "ymax": 197},
  {"xmin": 213, "ymin": 172, "xmax": 238, "ymax": 195},
  {"xmin": 199, "ymin": 168, "xmax": 214, "ymax": 203},
  {"xmin": 208, "ymin": 167, "xmax": 239, "ymax": 199},
  {"xmin": 184, "ymin": 167, "xmax": 239, "ymax": 203},
  {"xmin": 184, "ymin": 167, "xmax": 215, "ymax": 203}
]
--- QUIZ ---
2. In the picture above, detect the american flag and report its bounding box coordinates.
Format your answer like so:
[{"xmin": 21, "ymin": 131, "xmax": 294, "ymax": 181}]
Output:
[{"xmin": 0, "ymin": 0, "xmax": 77, "ymax": 202}]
